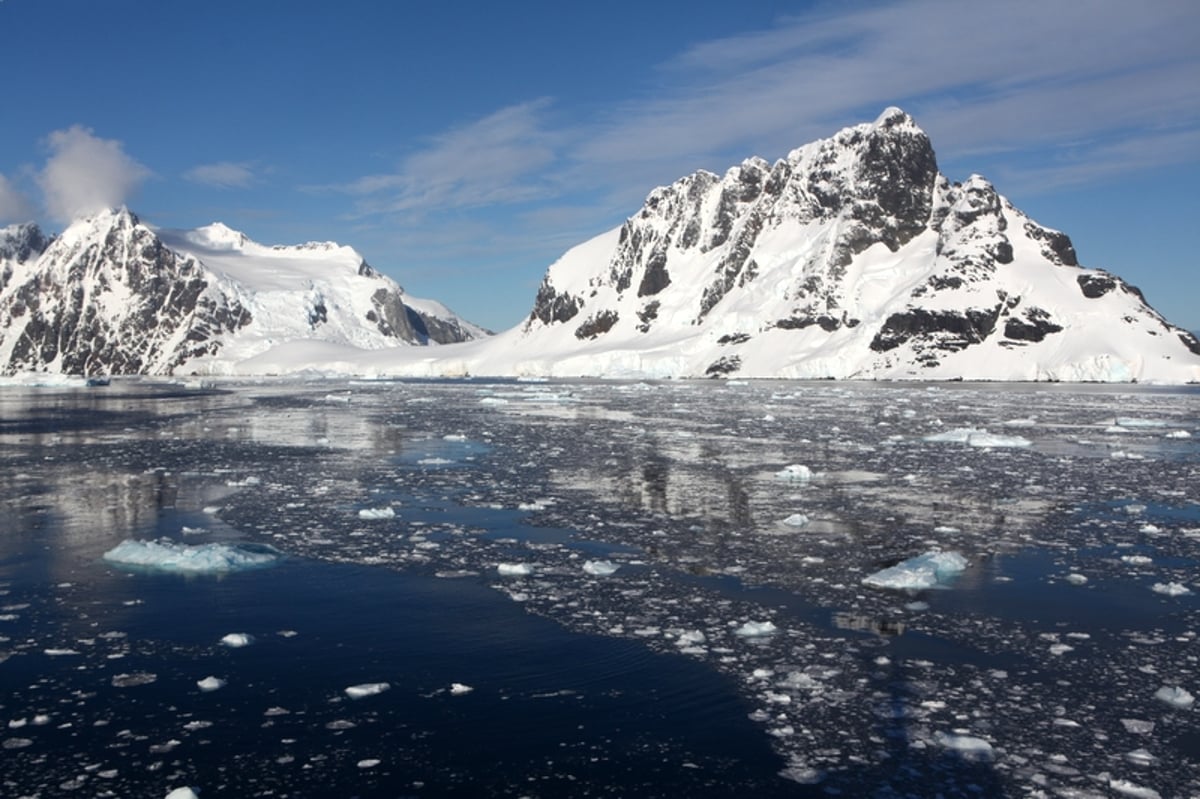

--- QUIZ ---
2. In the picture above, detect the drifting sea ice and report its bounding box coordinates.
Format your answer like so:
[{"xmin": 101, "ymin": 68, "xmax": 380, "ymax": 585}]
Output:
[
  {"xmin": 449, "ymin": 683, "xmax": 474, "ymax": 695},
  {"xmin": 345, "ymin": 682, "xmax": 391, "ymax": 699},
  {"xmin": 582, "ymin": 560, "xmax": 619, "ymax": 576},
  {"xmin": 103, "ymin": 539, "xmax": 280, "ymax": 573},
  {"xmin": 497, "ymin": 563, "xmax": 533, "ymax": 576},
  {"xmin": 357, "ymin": 507, "xmax": 396, "ymax": 520},
  {"xmin": 862, "ymin": 551, "xmax": 968, "ymax": 590},
  {"xmin": 220, "ymin": 633, "xmax": 254, "ymax": 648},
  {"xmin": 197, "ymin": 676, "xmax": 226, "ymax": 692},
  {"xmin": 1151, "ymin": 582, "xmax": 1192, "ymax": 596},
  {"xmin": 775, "ymin": 464, "xmax": 813, "ymax": 482},
  {"xmin": 922, "ymin": 428, "xmax": 1031, "ymax": 447},
  {"xmin": 1153, "ymin": 685, "xmax": 1195, "ymax": 709},
  {"xmin": 734, "ymin": 621, "xmax": 778, "ymax": 638}
]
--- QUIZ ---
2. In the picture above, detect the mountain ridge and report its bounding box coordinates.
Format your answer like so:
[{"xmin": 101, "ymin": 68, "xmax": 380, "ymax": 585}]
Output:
[{"xmin": 0, "ymin": 209, "xmax": 486, "ymax": 376}]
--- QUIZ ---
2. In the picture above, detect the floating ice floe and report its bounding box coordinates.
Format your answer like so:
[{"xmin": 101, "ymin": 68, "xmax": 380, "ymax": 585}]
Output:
[
  {"xmin": 103, "ymin": 539, "xmax": 280, "ymax": 574},
  {"xmin": 357, "ymin": 507, "xmax": 395, "ymax": 520},
  {"xmin": 734, "ymin": 621, "xmax": 778, "ymax": 638},
  {"xmin": 345, "ymin": 682, "xmax": 391, "ymax": 699},
  {"xmin": 220, "ymin": 633, "xmax": 254, "ymax": 648},
  {"xmin": 112, "ymin": 672, "xmax": 157, "ymax": 687},
  {"xmin": 1065, "ymin": 573, "xmax": 1089, "ymax": 585},
  {"xmin": 497, "ymin": 563, "xmax": 533, "ymax": 576},
  {"xmin": 1151, "ymin": 582, "xmax": 1192, "ymax": 596},
  {"xmin": 934, "ymin": 731, "xmax": 994, "ymax": 762},
  {"xmin": 449, "ymin": 683, "xmax": 474, "ymax": 695},
  {"xmin": 1108, "ymin": 778, "xmax": 1163, "ymax": 799},
  {"xmin": 1154, "ymin": 685, "xmax": 1195, "ymax": 709},
  {"xmin": 782, "ymin": 513, "xmax": 810, "ymax": 527},
  {"xmin": 922, "ymin": 428, "xmax": 1031, "ymax": 448},
  {"xmin": 775, "ymin": 464, "xmax": 813, "ymax": 482},
  {"xmin": 165, "ymin": 788, "xmax": 200, "ymax": 799},
  {"xmin": 582, "ymin": 560, "xmax": 619, "ymax": 576},
  {"xmin": 1165, "ymin": 430, "xmax": 1192, "ymax": 439},
  {"xmin": 197, "ymin": 676, "xmax": 226, "ymax": 692},
  {"xmin": 862, "ymin": 551, "xmax": 968, "ymax": 591}
]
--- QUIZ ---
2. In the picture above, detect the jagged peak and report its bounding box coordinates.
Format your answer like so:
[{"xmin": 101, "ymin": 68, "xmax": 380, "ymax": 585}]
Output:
[
  {"xmin": 0, "ymin": 221, "xmax": 51, "ymax": 263},
  {"xmin": 873, "ymin": 106, "xmax": 915, "ymax": 129}
]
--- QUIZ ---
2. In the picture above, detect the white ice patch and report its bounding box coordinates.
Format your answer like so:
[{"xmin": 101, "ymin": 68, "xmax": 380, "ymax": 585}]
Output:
[
  {"xmin": 934, "ymin": 731, "xmax": 994, "ymax": 762},
  {"xmin": 1108, "ymin": 779, "xmax": 1162, "ymax": 799},
  {"xmin": 220, "ymin": 633, "xmax": 254, "ymax": 648},
  {"xmin": 922, "ymin": 428, "xmax": 1030, "ymax": 447},
  {"xmin": 782, "ymin": 513, "xmax": 810, "ymax": 527},
  {"xmin": 449, "ymin": 683, "xmax": 474, "ymax": 695},
  {"xmin": 165, "ymin": 789, "xmax": 200, "ymax": 799},
  {"xmin": 1153, "ymin": 685, "xmax": 1195, "ymax": 709},
  {"xmin": 775, "ymin": 464, "xmax": 813, "ymax": 482},
  {"xmin": 582, "ymin": 560, "xmax": 619, "ymax": 576},
  {"xmin": 103, "ymin": 539, "xmax": 280, "ymax": 573},
  {"xmin": 1151, "ymin": 582, "xmax": 1192, "ymax": 596},
  {"xmin": 357, "ymin": 507, "xmax": 395, "ymax": 520},
  {"xmin": 734, "ymin": 621, "xmax": 779, "ymax": 638},
  {"xmin": 345, "ymin": 682, "xmax": 391, "ymax": 699},
  {"xmin": 863, "ymin": 551, "xmax": 968, "ymax": 591},
  {"xmin": 197, "ymin": 676, "xmax": 226, "ymax": 692},
  {"xmin": 497, "ymin": 563, "xmax": 533, "ymax": 576}
]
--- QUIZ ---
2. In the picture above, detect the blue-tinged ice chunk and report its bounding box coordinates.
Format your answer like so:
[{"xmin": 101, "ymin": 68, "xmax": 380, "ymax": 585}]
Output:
[
  {"xmin": 862, "ymin": 551, "xmax": 969, "ymax": 591},
  {"xmin": 102, "ymin": 539, "xmax": 280, "ymax": 574}
]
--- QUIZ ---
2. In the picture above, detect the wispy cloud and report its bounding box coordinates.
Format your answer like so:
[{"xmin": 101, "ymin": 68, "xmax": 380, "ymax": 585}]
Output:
[
  {"xmin": 184, "ymin": 161, "xmax": 259, "ymax": 189},
  {"xmin": 343, "ymin": 99, "xmax": 563, "ymax": 216},
  {"xmin": 578, "ymin": 0, "xmax": 1200, "ymax": 182},
  {"xmin": 0, "ymin": 173, "xmax": 35, "ymax": 223},
  {"xmin": 36, "ymin": 126, "xmax": 151, "ymax": 222},
  {"xmin": 340, "ymin": 0, "xmax": 1200, "ymax": 270}
]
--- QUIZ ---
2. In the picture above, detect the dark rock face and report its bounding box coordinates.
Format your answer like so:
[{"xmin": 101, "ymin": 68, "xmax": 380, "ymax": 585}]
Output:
[
  {"xmin": 575, "ymin": 310, "xmax": 619, "ymax": 340},
  {"xmin": 529, "ymin": 277, "xmax": 582, "ymax": 327},
  {"xmin": 0, "ymin": 211, "xmax": 252, "ymax": 375},
  {"xmin": 1003, "ymin": 307, "xmax": 1063, "ymax": 342},
  {"xmin": 0, "ymin": 223, "xmax": 51, "ymax": 270},
  {"xmin": 871, "ymin": 306, "xmax": 1002, "ymax": 353},
  {"xmin": 369, "ymin": 287, "xmax": 420, "ymax": 341},
  {"xmin": 1078, "ymin": 273, "xmax": 1116, "ymax": 298}
]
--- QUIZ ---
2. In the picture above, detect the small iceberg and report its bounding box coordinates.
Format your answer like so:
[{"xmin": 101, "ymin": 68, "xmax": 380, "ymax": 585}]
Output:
[
  {"xmin": 923, "ymin": 428, "xmax": 1031, "ymax": 448},
  {"xmin": 734, "ymin": 621, "xmax": 779, "ymax": 638},
  {"xmin": 497, "ymin": 563, "xmax": 533, "ymax": 577},
  {"xmin": 220, "ymin": 633, "xmax": 254, "ymax": 648},
  {"xmin": 197, "ymin": 676, "xmax": 226, "ymax": 692},
  {"xmin": 345, "ymin": 682, "xmax": 391, "ymax": 700},
  {"xmin": 449, "ymin": 683, "xmax": 474, "ymax": 695},
  {"xmin": 582, "ymin": 560, "xmax": 619, "ymax": 576},
  {"xmin": 103, "ymin": 539, "xmax": 280, "ymax": 574},
  {"xmin": 1154, "ymin": 685, "xmax": 1195, "ymax": 709},
  {"xmin": 357, "ymin": 507, "xmax": 396, "ymax": 520},
  {"xmin": 775, "ymin": 464, "xmax": 813, "ymax": 482},
  {"xmin": 863, "ymin": 551, "xmax": 968, "ymax": 591}
]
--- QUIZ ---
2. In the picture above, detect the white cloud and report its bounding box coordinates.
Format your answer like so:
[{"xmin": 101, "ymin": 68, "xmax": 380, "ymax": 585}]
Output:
[
  {"xmin": 184, "ymin": 161, "xmax": 258, "ymax": 189},
  {"xmin": 344, "ymin": 99, "xmax": 562, "ymax": 216},
  {"xmin": 576, "ymin": 0, "xmax": 1200, "ymax": 188},
  {"xmin": 0, "ymin": 173, "xmax": 35, "ymax": 223},
  {"xmin": 37, "ymin": 126, "xmax": 151, "ymax": 222}
]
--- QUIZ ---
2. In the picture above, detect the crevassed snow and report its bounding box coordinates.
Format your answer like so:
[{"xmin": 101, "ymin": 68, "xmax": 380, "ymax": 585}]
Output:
[
  {"xmin": 103, "ymin": 539, "xmax": 280, "ymax": 573},
  {"xmin": 863, "ymin": 551, "xmax": 968, "ymax": 590}
]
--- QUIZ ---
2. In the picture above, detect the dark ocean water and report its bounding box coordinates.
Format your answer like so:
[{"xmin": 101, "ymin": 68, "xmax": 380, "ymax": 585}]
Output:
[{"xmin": 1, "ymin": 378, "xmax": 1198, "ymax": 797}]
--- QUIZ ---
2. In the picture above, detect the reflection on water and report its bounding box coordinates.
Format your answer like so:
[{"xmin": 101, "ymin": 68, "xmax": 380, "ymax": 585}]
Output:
[{"xmin": 0, "ymin": 377, "xmax": 1198, "ymax": 798}]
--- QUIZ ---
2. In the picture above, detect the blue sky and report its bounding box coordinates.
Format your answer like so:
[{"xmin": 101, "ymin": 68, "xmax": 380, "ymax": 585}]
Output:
[{"xmin": 2, "ymin": 0, "xmax": 1198, "ymax": 332}]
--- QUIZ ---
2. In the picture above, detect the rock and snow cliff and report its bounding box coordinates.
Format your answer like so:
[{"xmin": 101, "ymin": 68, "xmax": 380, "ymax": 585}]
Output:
[
  {"xmin": 495, "ymin": 108, "xmax": 1199, "ymax": 382},
  {"xmin": 3, "ymin": 109, "xmax": 1196, "ymax": 382},
  {"xmin": 0, "ymin": 210, "xmax": 487, "ymax": 376}
]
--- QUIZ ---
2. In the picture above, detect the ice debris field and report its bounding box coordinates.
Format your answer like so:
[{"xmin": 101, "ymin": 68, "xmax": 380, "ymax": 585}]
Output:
[{"xmin": 0, "ymin": 377, "xmax": 1198, "ymax": 797}]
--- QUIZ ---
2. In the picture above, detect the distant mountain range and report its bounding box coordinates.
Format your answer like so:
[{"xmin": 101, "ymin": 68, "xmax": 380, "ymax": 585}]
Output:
[
  {"xmin": 2, "ymin": 108, "xmax": 1198, "ymax": 382},
  {"xmin": 0, "ymin": 209, "xmax": 486, "ymax": 375}
]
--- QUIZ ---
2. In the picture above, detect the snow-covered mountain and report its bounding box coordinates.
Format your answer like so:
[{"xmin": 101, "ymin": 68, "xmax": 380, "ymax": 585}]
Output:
[
  {"xmin": 0, "ymin": 210, "xmax": 487, "ymax": 376},
  {"xmin": 477, "ymin": 107, "xmax": 1197, "ymax": 382}
]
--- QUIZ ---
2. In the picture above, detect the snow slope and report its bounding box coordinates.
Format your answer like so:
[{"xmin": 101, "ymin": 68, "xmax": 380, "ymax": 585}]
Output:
[{"xmin": 0, "ymin": 211, "xmax": 486, "ymax": 376}]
